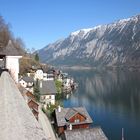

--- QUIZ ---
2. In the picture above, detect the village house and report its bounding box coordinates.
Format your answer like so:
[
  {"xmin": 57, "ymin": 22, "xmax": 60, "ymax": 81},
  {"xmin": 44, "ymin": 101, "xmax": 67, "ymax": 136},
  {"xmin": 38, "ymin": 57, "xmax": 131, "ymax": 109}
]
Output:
[
  {"xmin": 0, "ymin": 40, "xmax": 22, "ymax": 82},
  {"xmin": 19, "ymin": 76, "xmax": 34, "ymax": 92},
  {"xmin": 47, "ymin": 68, "xmax": 58, "ymax": 78},
  {"xmin": 39, "ymin": 80, "xmax": 57, "ymax": 106},
  {"xmin": 34, "ymin": 68, "xmax": 44, "ymax": 80},
  {"xmin": 62, "ymin": 127, "xmax": 108, "ymax": 140},
  {"xmin": 63, "ymin": 78, "xmax": 74, "ymax": 89},
  {"xmin": 42, "ymin": 72, "xmax": 54, "ymax": 81},
  {"xmin": 54, "ymin": 107, "xmax": 93, "ymax": 135},
  {"xmin": 34, "ymin": 68, "xmax": 55, "ymax": 81}
]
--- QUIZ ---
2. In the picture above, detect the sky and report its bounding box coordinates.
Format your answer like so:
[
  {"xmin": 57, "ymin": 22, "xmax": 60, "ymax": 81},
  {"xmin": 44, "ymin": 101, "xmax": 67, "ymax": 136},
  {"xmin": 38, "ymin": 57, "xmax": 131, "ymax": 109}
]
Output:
[{"xmin": 0, "ymin": 0, "xmax": 140, "ymax": 50}]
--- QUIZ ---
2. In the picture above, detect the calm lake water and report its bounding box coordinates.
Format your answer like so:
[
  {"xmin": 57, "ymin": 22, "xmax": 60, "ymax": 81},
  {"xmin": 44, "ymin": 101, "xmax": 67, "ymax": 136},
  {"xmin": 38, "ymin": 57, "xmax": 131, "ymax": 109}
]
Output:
[{"xmin": 62, "ymin": 69, "xmax": 140, "ymax": 140}]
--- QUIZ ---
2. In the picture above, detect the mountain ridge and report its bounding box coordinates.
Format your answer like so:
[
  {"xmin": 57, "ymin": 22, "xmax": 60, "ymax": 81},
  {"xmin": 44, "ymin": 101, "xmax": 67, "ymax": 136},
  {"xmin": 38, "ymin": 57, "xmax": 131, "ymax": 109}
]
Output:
[{"xmin": 38, "ymin": 14, "xmax": 140, "ymax": 68}]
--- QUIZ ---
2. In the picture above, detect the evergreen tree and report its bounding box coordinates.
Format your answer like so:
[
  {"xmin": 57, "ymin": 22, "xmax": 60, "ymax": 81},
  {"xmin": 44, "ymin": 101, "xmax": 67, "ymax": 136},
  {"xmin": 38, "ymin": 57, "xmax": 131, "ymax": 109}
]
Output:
[
  {"xmin": 34, "ymin": 79, "xmax": 40, "ymax": 102},
  {"xmin": 35, "ymin": 53, "xmax": 39, "ymax": 62}
]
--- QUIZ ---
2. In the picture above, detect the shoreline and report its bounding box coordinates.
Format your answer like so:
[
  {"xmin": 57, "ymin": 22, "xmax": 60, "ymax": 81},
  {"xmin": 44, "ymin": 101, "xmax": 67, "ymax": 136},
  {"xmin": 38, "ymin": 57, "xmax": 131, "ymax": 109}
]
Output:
[{"xmin": 57, "ymin": 65, "xmax": 140, "ymax": 71}]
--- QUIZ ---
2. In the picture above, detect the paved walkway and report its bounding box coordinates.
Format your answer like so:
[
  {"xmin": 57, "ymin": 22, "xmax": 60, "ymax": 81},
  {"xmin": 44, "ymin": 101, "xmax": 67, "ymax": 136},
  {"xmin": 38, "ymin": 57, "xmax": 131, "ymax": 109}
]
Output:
[{"xmin": 38, "ymin": 108, "xmax": 56, "ymax": 140}]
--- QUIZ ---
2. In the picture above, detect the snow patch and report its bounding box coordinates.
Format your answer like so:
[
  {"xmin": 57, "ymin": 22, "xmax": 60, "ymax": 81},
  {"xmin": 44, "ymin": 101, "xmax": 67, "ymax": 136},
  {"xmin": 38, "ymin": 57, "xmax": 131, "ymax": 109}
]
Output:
[
  {"xmin": 71, "ymin": 28, "xmax": 93, "ymax": 36},
  {"xmin": 71, "ymin": 26, "xmax": 102, "ymax": 36},
  {"xmin": 118, "ymin": 18, "xmax": 131, "ymax": 24}
]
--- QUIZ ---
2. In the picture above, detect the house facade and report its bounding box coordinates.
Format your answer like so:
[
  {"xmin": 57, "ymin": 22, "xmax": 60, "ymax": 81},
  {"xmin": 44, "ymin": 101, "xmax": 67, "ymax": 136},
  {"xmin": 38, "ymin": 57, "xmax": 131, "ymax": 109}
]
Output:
[
  {"xmin": 63, "ymin": 78, "xmax": 74, "ymax": 89},
  {"xmin": 54, "ymin": 107, "xmax": 93, "ymax": 135},
  {"xmin": 19, "ymin": 76, "xmax": 34, "ymax": 92},
  {"xmin": 0, "ymin": 40, "xmax": 22, "ymax": 83},
  {"xmin": 34, "ymin": 69, "xmax": 55, "ymax": 81},
  {"xmin": 34, "ymin": 69, "xmax": 44, "ymax": 80},
  {"xmin": 6, "ymin": 55, "xmax": 22, "ymax": 82},
  {"xmin": 39, "ymin": 80, "xmax": 57, "ymax": 105},
  {"xmin": 40, "ymin": 94, "xmax": 55, "ymax": 105}
]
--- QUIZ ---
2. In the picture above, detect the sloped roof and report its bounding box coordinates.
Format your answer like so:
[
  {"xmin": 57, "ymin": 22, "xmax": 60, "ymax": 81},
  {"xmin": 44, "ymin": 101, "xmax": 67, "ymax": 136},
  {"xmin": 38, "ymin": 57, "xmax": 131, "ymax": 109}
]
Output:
[
  {"xmin": 65, "ymin": 108, "xmax": 86, "ymax": 121},
  {"xmin": 55, "ymin": 107, "xmax": 93, "ymax": 127},
  {"xmin": 39, "ymin": 80, "xmax": 57, "ymax": 95},
  {"xmin": 0, "ymin": 71, "xmax": 47, "ymax": 140},
  {"xmin": 28, "ymin": 98, "xmax": 39, "ymax": 106},
  {"xmin": 21, "ymin": 76, "xmax": 34, "ymax": 83},
  {"xmin": 0, "ymin": 40, "xmax": 22, "ymax": 56},
  {"xmin": 64, "ymin": 127, "xmax": 108, "ymax": 140}
]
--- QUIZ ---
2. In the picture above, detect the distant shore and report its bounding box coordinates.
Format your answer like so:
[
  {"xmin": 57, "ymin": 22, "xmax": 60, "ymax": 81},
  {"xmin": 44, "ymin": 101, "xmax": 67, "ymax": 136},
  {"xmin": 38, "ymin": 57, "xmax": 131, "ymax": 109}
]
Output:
[
  {"xmin": 60, "ymin": 66, "xmax": 95, "ymax": 70},
  {"xmin": 57, "ymin": 65, "xmax": 140, "ymax": 71}
]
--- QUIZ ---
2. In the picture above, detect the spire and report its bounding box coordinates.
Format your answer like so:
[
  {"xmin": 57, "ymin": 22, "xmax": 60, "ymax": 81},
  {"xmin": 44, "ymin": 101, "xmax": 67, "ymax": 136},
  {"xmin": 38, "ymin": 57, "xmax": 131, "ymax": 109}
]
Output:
[
  {"xmin": 2, "ymin": 40, "xmax": 22, "ymax": 56},
  {"xmin": 7, "ymin": 40, "xmax": 12, "ymax": 46}
]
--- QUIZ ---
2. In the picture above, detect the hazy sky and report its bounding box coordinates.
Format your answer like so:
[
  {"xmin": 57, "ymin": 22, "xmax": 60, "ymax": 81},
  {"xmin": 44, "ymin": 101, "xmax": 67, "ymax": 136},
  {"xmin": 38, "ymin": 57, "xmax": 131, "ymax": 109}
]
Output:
[{"xmin": 0, "ymin": 0, "xmax": 140, "ymax": 50}]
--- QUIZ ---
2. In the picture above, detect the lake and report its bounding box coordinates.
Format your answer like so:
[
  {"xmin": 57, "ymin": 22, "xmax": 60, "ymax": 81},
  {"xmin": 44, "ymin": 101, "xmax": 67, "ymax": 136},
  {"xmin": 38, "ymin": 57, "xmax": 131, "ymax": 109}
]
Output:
[{"xmin": 62, "ymin": 69, "xmax": 140, "ymax": 140}]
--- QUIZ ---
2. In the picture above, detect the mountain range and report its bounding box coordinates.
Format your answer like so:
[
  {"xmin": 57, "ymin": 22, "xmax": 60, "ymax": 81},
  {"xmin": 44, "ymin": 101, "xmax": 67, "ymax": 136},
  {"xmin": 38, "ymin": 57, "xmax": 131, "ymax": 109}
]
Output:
[{"xmin": 38, "ymin": 14, "xmax": 140, "ymax": 68}]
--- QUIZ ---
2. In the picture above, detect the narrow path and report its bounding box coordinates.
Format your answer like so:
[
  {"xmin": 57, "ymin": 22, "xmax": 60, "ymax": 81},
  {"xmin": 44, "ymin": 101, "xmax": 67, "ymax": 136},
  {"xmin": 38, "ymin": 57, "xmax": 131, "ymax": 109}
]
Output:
[{"xmin": 38, "ymin": 107, "xmax": 56, "ymax": 140}]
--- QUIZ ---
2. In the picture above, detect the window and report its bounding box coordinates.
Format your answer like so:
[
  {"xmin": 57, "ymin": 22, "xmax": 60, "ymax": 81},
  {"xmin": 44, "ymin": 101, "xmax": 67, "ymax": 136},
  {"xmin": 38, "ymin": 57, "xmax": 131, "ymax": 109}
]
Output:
[
  {"xmin": 74, "ymin": 119, "xmax": 80, "ymax": 123},
  {"xmin": 49, "ymin": 95, "xmax": 51, "ymax": 99}
]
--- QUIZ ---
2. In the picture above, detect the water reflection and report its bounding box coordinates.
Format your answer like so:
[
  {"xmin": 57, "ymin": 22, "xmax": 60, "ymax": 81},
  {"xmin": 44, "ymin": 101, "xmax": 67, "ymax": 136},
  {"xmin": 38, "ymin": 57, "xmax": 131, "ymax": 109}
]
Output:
[{"xmin": 63, "ymin": 69, "xmax": 140, "ymax": 140}]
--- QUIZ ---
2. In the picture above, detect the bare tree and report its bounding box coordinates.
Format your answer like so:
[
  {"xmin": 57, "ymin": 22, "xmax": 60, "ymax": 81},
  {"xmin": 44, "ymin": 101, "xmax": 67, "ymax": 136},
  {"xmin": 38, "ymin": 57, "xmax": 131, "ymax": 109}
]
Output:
[
  {"xmin": 0, "ymin": 16, "xmax": 11, "ymax": 47},
  {"xmin": 13, "ymin": 38, "xmax": 27, "ymax": 55}
]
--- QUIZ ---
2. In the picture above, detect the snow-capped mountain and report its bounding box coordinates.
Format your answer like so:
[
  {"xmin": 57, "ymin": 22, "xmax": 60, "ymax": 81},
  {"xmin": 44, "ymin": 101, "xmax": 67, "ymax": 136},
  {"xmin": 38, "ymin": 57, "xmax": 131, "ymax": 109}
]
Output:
[{"xmin": 38, "ymin": 14, "xmax": 140, "ymax": 67}]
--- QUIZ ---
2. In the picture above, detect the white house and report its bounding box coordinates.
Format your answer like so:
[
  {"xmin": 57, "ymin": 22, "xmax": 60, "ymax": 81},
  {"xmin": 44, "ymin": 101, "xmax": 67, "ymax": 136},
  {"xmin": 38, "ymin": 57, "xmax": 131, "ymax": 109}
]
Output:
[
  {"xmin": 0, "ymin": 40, "xmax": 22, "ymax": 83},
  {"xmin": 39, "ymin": 80, "xmax": 57, "ymax": 105},
  {"xmin": 19, "ymin": 76, "xmax": 34, "ymax": 87},
  {"xmin": 34, "ymin": 69, "xmax": 55, "ymax": 81},
  {"xmin": 34, "ymin": 69, "xmax": 44, "ymax": 80},
  {"xmin": 42, "ymin": 73, "xmax": 54, "ymax": 81},
  {"xmin": 6, "ymin": 55, "xmax": 22, "ymax": 82},
  {"xmin": 19, "ymin": 76, "xmax": 34, "ymax": 92},
  {"xmin": 63, "ymin": 78, "xmax": 74, "ymax": 89}
]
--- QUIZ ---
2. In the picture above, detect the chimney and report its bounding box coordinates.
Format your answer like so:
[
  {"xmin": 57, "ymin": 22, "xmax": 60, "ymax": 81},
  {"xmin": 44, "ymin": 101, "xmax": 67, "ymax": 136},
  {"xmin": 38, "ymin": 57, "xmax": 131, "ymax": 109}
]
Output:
[
  {"xmin": 40, "ymin": 81, "xmax": 42, "ymax": 88},
  {"xmin": 69, "ymin": 124, "xmax": 72, "ymax": 130},
  {"xmin": 58, "ymin": 105, "xmax": 61, "ymax": 112}
]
